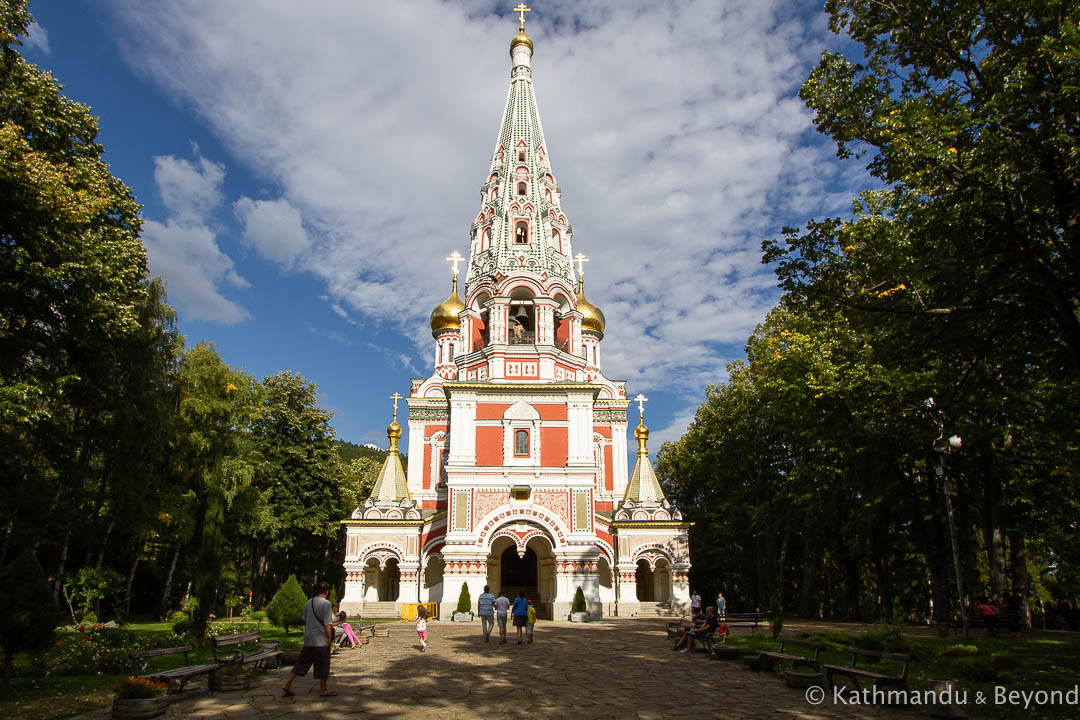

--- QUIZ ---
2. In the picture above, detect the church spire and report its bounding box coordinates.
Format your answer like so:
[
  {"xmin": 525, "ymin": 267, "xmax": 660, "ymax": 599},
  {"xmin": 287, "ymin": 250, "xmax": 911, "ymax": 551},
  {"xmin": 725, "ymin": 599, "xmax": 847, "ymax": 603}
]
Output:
[
  {"xmin": 622, "ymin": 395, "xmax": 667, "ymax": 504},
  {"xmin": 466, "ymin": 5, "xmax": 575, "ymax": 288},
  {"xmin": 368, "ymin": 393, "xmax": 411, "ymax": 503}
]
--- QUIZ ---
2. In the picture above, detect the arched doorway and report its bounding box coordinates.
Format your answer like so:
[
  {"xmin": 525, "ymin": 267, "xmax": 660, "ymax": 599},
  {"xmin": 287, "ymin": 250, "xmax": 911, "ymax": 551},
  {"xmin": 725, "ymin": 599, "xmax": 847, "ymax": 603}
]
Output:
[
  {"xmin": 501, "ymin": 545, "xmax": 537, "ymax": 587},
  {"xmin": 636, "ymin": 559, "xmax": 655, "ymax": 601},
  {"xmin": 423, "ymin": 555, "xmax": 444, "ymax": 604},
  {"xmin": 379, "ymin": 558, "xmax": 400, "ymax": 601},
  {"xmin": 487, "ymin": 528, "xmax": 556, "ymax": 619}
]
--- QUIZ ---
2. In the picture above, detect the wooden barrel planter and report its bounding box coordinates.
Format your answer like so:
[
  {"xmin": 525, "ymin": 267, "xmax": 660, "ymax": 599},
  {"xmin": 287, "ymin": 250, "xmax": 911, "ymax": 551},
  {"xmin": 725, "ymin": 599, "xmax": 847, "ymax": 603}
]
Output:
[
  {"xmin": 784, "ymin": 671, "xmax": 825, "ymax": 689},
  {"xmin": 210, "ymin": 672, "xmax": 252, "ymax": 692},
  {"xmin": 373, "ymin": 628, "xmax": 390, "ymax": 638},
  {"xmin": 112, "ymin": 695, "xmax": 170, "ymax": 719},
  {"xmin": 743, "ymin": 654, "xmax": 769, "ymax": 671},
  {"xmin": 712, "ymin": 646, "xmax": 742, "ymax": 660}
]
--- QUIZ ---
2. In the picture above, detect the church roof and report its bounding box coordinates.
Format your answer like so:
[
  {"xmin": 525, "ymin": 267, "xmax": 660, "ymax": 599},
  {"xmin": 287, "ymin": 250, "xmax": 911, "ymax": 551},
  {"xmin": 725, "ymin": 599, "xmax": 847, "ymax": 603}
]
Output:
[
  {"xmin": 367, "ymin": 399, "xmax": 411, "ymax": 503},
  {"xmin": 622, "ymin": 418, "xmax": 667, "ymax": 504}
]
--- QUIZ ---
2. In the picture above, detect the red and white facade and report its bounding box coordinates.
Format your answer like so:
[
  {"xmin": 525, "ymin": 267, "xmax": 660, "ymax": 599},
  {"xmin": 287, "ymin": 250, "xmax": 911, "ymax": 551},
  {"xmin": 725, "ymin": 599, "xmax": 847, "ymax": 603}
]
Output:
[{"xmin": 341, "ymin": 17, "xmax": 690, "ymax": 619}]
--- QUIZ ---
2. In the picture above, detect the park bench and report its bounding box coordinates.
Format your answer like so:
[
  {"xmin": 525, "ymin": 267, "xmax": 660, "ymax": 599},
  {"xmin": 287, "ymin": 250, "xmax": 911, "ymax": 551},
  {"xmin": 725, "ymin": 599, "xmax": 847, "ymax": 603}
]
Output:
[
  {"xmin": 130, "ymin": 646, "xmax": 217, "ymax": 692},
  {"xmin": 211, "ymin": 630, "xmax": 283, "ymax": 669},
  {"xmin": 952, "ymin": 613, "xmax": 1023, "ymax": 636},
  {"xmin": 355, "ymin": 622, "xmax": 377, "ymax": 637},
  {"xmin": 758, "ymin": 638, "xmax": 825, "ymax": 671},
  {"xmin": 824, "ymin": 648, "xmax": 914, "ymax": 694}
]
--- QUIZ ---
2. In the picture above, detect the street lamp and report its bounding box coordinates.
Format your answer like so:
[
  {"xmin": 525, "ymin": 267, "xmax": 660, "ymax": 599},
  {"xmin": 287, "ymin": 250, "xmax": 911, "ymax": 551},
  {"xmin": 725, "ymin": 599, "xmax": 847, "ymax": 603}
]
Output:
[{"xmin": 934, "ymin": 432, "xmax": 967, "ymax": 639}]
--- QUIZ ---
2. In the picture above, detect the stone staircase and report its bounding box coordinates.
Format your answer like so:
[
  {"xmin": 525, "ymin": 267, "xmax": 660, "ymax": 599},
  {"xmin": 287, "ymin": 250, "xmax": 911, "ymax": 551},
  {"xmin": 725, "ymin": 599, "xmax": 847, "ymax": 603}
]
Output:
[
  {"xmin": 358, "ymin": 601, "xmax": 400, "ymax": 618},
  {"xmin": 634, "ymin": 601, "xmax": 681, "ymax": 617},
  {"xmin": 501, "ymin": 586, "xmax": 551, "ymax": 620}
]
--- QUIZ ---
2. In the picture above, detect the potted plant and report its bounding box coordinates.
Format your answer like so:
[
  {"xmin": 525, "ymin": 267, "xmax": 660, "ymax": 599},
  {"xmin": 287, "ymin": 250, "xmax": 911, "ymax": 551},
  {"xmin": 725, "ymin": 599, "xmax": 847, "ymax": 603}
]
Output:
[
  {"xmin": 210, "ymin": 662, "xmax": 252, "ymax": 692},
  {"xmin": 452, "ymin": 584, "xmax": 474, "ymax": 622},
  {"xmin": 569, "ymin": 587, "xmax": 590, "ymax": 622},
  {"xmin": 111, "ymin": 676, "xmax": 169, "ymax": 718}
]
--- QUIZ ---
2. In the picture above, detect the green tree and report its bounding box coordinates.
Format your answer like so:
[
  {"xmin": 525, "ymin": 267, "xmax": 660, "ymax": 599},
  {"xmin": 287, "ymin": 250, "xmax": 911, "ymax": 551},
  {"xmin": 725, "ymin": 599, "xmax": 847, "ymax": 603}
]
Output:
[
  {"xmin": 571, "ymin": 587, "xmax": 586, "ymax": 614},
  {"xmin": 265, "ymin": 575, "xmax": 307, "ymax": 634},
  {"xmin": 455, "ymin": 583, "xmax": 471, "ymax": 615},
  {"xmin": 0, "ymin": 550, "xmax": 62, "ymax": 699}
]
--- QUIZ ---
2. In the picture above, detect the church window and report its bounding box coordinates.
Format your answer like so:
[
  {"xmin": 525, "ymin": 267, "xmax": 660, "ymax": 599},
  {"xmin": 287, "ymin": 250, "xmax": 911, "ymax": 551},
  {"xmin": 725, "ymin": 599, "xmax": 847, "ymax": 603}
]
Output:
[
  {"xmin": 514, "ymin": 429, "xmax": 529, "ymax": 456},
  {"xmin": 447, "ymin": 344, "xmax": 455, "ymax": 362},
  {"xmin": 546, "ymin": 188, "xmax": 553, "ymax": 203},
  {"xmin": 552, "ymin": 228, "xmax": 562, "ymax": 253},
  {"xmin": 481, "ymin": 227, "xmax": 491, "ymax": 252},
  {"xmin": 518, "ymin": 150, "xmax": 526, "ymax": 162},
  {"xmin": 514, "ymin": 221, "xmax": 528, "ymax": 244},
  {"xmin": 517, "ymin": 181, "xmax": 527, "ymax": 195}
]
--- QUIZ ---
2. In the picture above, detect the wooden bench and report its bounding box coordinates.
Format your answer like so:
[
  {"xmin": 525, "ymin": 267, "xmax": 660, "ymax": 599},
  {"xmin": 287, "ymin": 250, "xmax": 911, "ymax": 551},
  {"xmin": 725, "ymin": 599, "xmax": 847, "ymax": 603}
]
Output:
[
  {"xmin": 131, "ymin": 646, "xmax": 217, "ymax": 693},
  {"xmin": 666, "ymin": 619, "xmax": 722, "ymax": 652},
  {"xmin": 953, "ymin": 613, "xmax": 1023, "ymax": 636},
  {"xmin": 211, "ymin": 631, "xmax": 283, "ymax": 670},
  {"xmin": 355, "ymin": 623, "xmax": 377, "ymax": 637},
  {"xmin": 824, "ymin": 648, "xmax": 914, "ymax": 694},
  {"xmin": 758, "ymin": 638, "xmax": 825, "ymax": 671},
  {"xmin": 719, "ymin": 612, "xmax": 764, "ymax": 633}
]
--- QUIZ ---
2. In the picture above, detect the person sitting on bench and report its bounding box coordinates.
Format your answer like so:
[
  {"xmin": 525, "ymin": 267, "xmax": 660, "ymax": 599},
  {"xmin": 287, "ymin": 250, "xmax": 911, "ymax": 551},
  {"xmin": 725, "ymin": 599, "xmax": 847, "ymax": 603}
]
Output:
[{"xmin": 673, "ymin": 607, "xmax": 718, "ymax": 654}]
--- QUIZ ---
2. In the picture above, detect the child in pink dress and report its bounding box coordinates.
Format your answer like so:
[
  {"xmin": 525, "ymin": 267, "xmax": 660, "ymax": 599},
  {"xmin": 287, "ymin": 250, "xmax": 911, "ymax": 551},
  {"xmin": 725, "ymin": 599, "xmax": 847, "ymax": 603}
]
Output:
[{"xmin": 416, "ymin": 605, "xmax": 429, "ymax": 652}]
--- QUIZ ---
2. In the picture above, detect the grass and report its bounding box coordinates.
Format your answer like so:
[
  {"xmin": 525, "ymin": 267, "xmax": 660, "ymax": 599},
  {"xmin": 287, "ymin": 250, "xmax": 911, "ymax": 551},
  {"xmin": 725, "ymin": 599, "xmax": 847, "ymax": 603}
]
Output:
[
  {"xmin": 1, "ymin": 618, "xmax": 385, "ymax": 720},
  {"xmin": 722, "ymin": 628, "xmax": 1080, "ymax": 719}
]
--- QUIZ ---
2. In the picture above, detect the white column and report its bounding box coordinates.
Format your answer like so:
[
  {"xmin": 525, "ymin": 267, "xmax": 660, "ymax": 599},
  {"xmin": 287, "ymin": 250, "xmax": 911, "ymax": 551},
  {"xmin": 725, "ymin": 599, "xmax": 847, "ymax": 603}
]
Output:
[
  {"xmin": 407, "ymin": 418, "xmax": 424, "ymax": 496},
  {"xmin": 448, "ymin": 391, "xmax": 476, "ymax": 464},
  {"xmin": 567, "ymin": 392, "xmax": 594, "ymax": 465}
]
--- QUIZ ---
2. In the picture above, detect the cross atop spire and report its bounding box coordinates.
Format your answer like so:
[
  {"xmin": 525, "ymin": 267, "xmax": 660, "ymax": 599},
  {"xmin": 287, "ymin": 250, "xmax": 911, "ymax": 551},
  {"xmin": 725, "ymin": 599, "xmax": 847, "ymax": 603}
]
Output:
[
  {"xmin": 514, "ymin": 3, "xmax": 531, "ymax": 30},
  {"xmin": 389, "ymin": 392, "xmax": 403, "ymax": 420},
  {"xmin": 446, "ymin": 251, "xmax": 465, "ymax": 276},
  {"xmin": 573, "ymin": 253, "xmax": 589, "ymax": 277},
  {"xmin": 634, "ymin": 393, "xmax": 648, "ymax": 418}
]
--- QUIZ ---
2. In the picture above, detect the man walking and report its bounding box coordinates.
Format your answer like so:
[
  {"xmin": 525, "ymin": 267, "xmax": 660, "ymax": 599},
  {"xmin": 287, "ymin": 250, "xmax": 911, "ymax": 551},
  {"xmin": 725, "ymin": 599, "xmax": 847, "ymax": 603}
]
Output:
[
  {"xmin": 478, "ymin": 585, "xmax": 496, "ymax": 642},
  {"xmin": 494, "ymin": 589, "xmax": 511, "ymax": 644},
  {"xmin": 690, "ymin": 590, "xmax": 702, "ymax": 618},
  {"xmin": 282, "ymin": 581, "xmax": 336, "ymax": 698}
]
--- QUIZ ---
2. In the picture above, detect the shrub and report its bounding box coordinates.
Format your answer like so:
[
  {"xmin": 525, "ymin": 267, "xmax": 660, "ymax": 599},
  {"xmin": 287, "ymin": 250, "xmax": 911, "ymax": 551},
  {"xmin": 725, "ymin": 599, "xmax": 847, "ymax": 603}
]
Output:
[
  {"xmin": 31, "ymin": 626, "xmax": 144, "ymax": 676},
  {"xmin": 0, "ymin": 550, "xmax": 64, "ymax": 698},
  {"xmin": 265, "ymin": 576, "xmax": 307, "ymax": 634},
  {"xmin": 571, "ymin": 587, "xmax": 587, "ymax": 614},
  {"xmin": 806, "ymin": 632, "xmax": 850, "ymax": 652},
  {"xmin": 172, "ymin": 619, "xmax": 193, "ymax": 636},
  {"xmin": 455, "ymin": 584, "xmax": 471, "ymax": 614},
  {"xmin": 113, "ymin": 676, "xmax": 168, "ymax": 699},
  {"xmin": 166, "ymin": 610, "xmax": 186, "ymax": 625},
  {"xmin": 861, "ymin": 621, "xmax": 909, "ymax": 652},
  {"xmin": 955, "ymin": 656, "xmax": 997, "ymax": 682},
  {"xmin": 250, "ymin": 610, "xmax": 266, "ymax": 622},
  {"xmin": 941, "ymin": 644, "xmax": 980, "ymax": 657},
  {"xmin": 991, "ymin": 651, "xmax": 1017, "ymax": 672}
]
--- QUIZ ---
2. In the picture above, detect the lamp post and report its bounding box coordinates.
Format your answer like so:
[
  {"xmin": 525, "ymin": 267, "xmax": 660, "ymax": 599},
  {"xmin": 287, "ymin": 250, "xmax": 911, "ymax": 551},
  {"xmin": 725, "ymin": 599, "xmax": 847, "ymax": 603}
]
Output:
[{"xmin": 934, "ymin": 432, "xmax": 967, "ymax": 639}]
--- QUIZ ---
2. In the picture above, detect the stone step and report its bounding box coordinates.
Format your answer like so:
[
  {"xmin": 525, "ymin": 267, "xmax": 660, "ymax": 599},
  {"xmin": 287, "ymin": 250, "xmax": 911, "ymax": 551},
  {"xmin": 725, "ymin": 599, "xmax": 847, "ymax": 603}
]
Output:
[
  {"xmin": 635, "ymin": 601, "xmax": 681, "ymax": 617},
  {"xmin": 358, "ymin": 601, "xmax": 400, "ymax": 618}
]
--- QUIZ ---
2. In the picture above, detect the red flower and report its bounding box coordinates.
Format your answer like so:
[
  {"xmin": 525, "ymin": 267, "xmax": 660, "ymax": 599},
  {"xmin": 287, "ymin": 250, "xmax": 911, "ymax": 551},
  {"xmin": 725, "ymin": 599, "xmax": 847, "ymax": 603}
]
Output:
[{"xmin": 57, "ymin": 641, "xmax": 64, "ymax": 648}]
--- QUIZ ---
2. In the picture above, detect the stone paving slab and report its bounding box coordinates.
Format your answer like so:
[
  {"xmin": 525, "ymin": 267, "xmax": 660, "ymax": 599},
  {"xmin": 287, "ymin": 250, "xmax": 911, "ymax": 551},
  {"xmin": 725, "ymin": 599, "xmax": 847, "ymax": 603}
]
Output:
[{"xmin": 75, "ymin": 619, "xmax": 924, "ymax": 719}]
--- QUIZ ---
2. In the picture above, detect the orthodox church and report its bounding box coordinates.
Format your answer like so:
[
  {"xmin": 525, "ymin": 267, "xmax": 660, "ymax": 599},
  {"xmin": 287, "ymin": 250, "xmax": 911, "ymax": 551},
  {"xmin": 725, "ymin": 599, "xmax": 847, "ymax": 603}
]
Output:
[{"xmin": 341, "ymin": 8, "xmax": 691, "ymax": 620}]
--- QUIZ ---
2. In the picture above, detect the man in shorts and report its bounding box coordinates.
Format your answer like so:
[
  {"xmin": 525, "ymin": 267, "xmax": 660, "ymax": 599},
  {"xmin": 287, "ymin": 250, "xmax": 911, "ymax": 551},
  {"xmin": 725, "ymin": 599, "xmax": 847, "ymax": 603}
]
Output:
[
  {"xmin": 673, "ymin": 606, "xmax": 718, "ymax": 654},
  {"xmin": 494, "ymin": 589, "xmax": 511, "ymax": 644},
  {"xmin": 477, "ymin": 585, "xmax": 496, "ymax": 642},
  {"xmin": 282, "ymin": 581, "xmax": 336, "ymax": 697}
]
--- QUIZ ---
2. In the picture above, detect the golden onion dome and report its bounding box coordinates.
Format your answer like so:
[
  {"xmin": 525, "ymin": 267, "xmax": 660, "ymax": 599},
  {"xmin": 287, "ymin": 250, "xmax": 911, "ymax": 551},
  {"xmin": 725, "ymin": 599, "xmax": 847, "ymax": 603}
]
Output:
[
  {"xmin": 510, "ymin": 29, "xmax": 533, "ymax": 54},
  {"xmin": 576, "ymin": 278, "xmax": 606, "ymax": 336},
  {"xmin": 635, "ymin": 420, "xmax": 650, "ymax": 443},
  {"xmin": 387, "ymin": 419, "xmax": 403, "ymax": 442},
  {"xmin": 429, "ymin": 275, "xmax": 465, "ymax": 336}
]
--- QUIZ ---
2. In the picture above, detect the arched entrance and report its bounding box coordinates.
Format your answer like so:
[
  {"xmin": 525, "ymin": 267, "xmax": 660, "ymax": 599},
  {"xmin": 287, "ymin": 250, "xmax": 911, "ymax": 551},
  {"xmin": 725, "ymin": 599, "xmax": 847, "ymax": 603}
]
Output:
[
  {"xmin": 636, "ymin": 559, "xmax": 655, "ymax": 601},
  {"xmin": 487, "ymin": 526, "xmax": 556, "ymax": 619}
]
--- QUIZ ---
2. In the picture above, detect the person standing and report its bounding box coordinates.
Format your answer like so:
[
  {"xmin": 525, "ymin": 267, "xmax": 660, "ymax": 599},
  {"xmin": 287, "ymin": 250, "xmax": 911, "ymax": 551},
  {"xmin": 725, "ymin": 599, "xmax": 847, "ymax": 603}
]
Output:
[
  {"xmin": 415, "ymin": 605, "xmax": 429, "ymax": 652},
  {"xmin": 690, "ymin": 590, "xmax": 702, "ymax": 618},
  {"xmin": 716, "ymin": 591, "xmax": 726, "ymax": 617},
  {"xmin": 494, "ymin": 589, "xmax": 511, "ymax": 644},
  {"xmin": 512, "ymin": 591, "xmax": 529, "ymax": 645},
  {"xmin": 282, "ymin": 581, "xmax": 336, "ymax": 698},
  {"xmin": 478, "ymin": 585, "xmax": 496, "ymax": 642},
  {"xmin": 525, "ymin": 599, "xmax": 536, "ymax": 644}
]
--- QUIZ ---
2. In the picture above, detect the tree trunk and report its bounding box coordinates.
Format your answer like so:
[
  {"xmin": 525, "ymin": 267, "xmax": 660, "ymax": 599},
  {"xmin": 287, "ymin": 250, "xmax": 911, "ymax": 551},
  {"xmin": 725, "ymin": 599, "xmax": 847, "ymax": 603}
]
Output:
[
  {"xmin": 52, "ymin": 523, "xmax": 72, "ymax": 603},
  {"xmin": 94, "ymin": 520, "xmax": 115, "ymax": 570},
  {"xmin": 160, "ymin": 537, "xmax": 182, "ymax": 618},
  {"xmin": 797, "ymin": 532, "xmax": 815, "ymax": 618},
  {"xmin": 979, "ymin": 441, "xmax": 1007, "ymax": 599},
  {"xmin": 1009, "ymin": 530, "xmax": 1032, "ymax": 626},
  {"xmin": 124, "ymin": 541, "xmax": 143, "ymax": 616}
]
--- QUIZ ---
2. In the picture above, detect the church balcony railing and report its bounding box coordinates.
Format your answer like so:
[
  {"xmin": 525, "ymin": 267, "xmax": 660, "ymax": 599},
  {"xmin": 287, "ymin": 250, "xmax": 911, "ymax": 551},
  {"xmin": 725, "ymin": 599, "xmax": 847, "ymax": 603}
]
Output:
[{"xmin": 508, "ymin": 330, "xmax": 535, "ymax": 345}]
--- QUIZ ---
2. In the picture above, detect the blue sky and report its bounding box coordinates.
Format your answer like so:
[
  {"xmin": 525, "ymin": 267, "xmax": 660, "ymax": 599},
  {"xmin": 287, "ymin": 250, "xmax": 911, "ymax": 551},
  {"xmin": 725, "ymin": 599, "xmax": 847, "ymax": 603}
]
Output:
[{"xmin": 21, "ymin": 1, "xmax": 868, "ymax": 454}]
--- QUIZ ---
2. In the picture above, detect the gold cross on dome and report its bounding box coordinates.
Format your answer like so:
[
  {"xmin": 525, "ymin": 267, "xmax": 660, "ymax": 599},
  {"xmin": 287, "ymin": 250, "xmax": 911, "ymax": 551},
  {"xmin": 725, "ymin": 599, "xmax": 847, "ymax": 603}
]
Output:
[
  {"xmin": 446, "ymin": 250, "xmax": 465, "ymax": 276},
  {"xmin": 389, "ymin": 392, "xmax": 403, "ymax": 419},
  {"xmin": 514, "ymin": 3, "xmax": 531, "ymax": 29},
  {"xmin": 573, "ymin": 252, "xmax": 589, "ymax": 277},
  {"xmin": 634, "ymin": 393, "xmax": 648, "ymax": 418}
]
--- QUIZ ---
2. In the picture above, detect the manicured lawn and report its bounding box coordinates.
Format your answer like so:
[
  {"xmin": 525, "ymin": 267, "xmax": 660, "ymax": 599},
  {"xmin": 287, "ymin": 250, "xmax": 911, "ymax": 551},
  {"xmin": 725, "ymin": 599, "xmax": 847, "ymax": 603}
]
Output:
[
  {"xmin": 1, "ymin": 619, "xmax": 383, "ymax": 720},
  {"xmin": 722, "ymin": 628, "xmax": 1080, "ymax": 719}
]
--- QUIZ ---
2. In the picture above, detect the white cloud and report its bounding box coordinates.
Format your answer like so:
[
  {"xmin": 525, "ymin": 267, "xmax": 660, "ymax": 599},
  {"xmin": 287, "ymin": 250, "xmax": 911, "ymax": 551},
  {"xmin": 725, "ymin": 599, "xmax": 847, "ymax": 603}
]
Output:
[
  {"xmin": 153, "ymin": 154, "xmax": 225, "ymax": 220},
  {"xmin": 144, "ymin": 218, "xmax": 250, "ymax": 324},
  {"xmin": 234, "ymin": 196, "xmax": 311, "ymax": 267},
  {"xmin": 110, "ymin": 0, "xmax": 866, "ymax": 403},
  {"xmin": 144, "ymin": 152, "xmax": 250, "ymax": 324},
  {"xmin": 23, "ymin": 21, "xmax": 49, "ymax": 54}
]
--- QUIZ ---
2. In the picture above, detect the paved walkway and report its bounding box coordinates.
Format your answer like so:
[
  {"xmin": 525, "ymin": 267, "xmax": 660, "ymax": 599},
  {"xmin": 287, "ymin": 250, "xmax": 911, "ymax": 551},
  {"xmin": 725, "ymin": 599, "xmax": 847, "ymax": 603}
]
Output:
[{"xmin": 86, "ymin": 619, "xmax": 919, "ymax": 719}]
